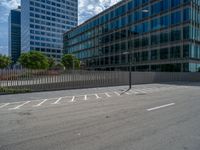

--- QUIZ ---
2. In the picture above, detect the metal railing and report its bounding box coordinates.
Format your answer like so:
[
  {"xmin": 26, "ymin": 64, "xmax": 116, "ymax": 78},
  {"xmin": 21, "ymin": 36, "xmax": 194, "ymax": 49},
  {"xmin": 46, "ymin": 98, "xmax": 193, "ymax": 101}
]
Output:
[{"xmin": 0, "ymin": 69, "xmax": 200, "ymax": 94}]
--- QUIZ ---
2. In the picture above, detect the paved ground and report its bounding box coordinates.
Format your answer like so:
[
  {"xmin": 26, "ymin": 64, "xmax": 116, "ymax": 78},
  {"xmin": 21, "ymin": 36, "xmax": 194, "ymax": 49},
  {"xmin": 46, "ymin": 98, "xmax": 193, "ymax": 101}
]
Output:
[{"xmin": 0, "ymin": 82, "xmax": 200, "ymax": 150}]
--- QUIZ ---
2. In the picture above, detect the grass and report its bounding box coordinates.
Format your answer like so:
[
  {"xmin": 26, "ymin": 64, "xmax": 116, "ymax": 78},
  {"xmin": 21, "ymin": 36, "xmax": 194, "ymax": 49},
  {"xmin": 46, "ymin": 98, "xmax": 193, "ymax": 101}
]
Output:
[{"xmin": 0, "ymin": 87, "xmax": 31, "ymax": 94}]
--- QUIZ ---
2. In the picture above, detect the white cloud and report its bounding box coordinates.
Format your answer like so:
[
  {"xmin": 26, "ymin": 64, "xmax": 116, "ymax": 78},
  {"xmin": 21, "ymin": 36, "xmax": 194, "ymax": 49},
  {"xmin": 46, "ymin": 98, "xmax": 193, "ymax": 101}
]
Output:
[
  {"xmin": 0, "ymin": 0, "xmax": 20, "ymax": 23},
  {"xmin": 78, "ymin": 0, "xmax": 122, "ymax": 24}
]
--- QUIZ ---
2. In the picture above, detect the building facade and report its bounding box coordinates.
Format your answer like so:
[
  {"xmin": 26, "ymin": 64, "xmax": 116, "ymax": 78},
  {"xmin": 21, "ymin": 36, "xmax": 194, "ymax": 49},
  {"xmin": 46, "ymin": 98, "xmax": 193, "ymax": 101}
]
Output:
[
  {"xmin": 21, "ymin": 0, "xmax": 78, "ymax": 61},
  {"xmin": 64, "ymin": 0, "xmax": 200, "ymax": 72},
  {"xmin": 8, "ymin": 7, "xmax": 21, "ymax": 64}
]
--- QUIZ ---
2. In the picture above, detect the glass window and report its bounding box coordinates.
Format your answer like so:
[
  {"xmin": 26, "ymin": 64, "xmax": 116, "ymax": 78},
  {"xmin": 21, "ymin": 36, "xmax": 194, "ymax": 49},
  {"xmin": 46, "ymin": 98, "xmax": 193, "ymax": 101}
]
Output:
[
  {"xmin": 171, "ymin": 0, "xmax": 181, "ymax": 8},
  {"xmin": 160, "ymin": 15, "xmax": 170, "ymax": 28},
  {"xmin": 134, "ymin": 11, "xmax": 140, "ymax": 22},
  {"xmin": 160, "ymin": 48, "xmax": 169, "ymax": 59},
  {"xmin": 151, "ymin": 18, "xmax": 160, "ymax": 30},
  {"xmin": 151, "ymin": 2, "xmax": 161, "ymax": 16},
  {"xmin": 161, "ymin": 0, "xmax": 169, "ymax": 12},
  {"xmin": 183, "ymin": 26, "xmax": 190, "ymax": 39},
  {"xmin": 142, "ymin": 7, "xmax": 149, "ymax": 18},
  {"xmin": 141, "ymin": 51, "xmax": 149, "ymax": 61},
  {"xmin": 171, "ymin": 29, "xmax": 181, "ymax": 41},
  {"xmin": 151, "ymin": 34, "xmax": 159, "ymax": 45},
  {"xmin": 170, "ymin": 46, "xmax": 181, "ymax": 58},
  {"xmin": 183, "ymin": 8, "xmax": 191, "ymax": 21},
  {"xmin": 134, "ymin": 0, "xmax": 141, "ymax": 8},
  {"xmin": 142, "ymin": 22, "xmax": 149, "ymax": 33},
  {"xmin": 160, "ymin": 32, "xmax": 169, "ymax": 43},
  {"xmin": 183, "ymin": 45, "xmax": 190, "ymax": 58},
  {"xmin": 142, "ymin": 37, "xmax": 149, "ymax": 47},
  {"xmin": 151, "ymin": 50, "xmax": 158, "ymax": 60},
  {"xmin": 134, "ymin": 39, "xmax": 140, "ymax": 48},
  {"xmin": 171, "ymin": 11, "xmax": 181, "ymax": 25}
]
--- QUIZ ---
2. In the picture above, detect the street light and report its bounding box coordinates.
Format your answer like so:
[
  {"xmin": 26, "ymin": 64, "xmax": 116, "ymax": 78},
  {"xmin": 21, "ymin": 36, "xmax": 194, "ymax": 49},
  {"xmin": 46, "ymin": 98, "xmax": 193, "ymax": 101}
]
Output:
[{"xmin": 123, "ymin": 51, "xmax": 132, "ymax": 89}]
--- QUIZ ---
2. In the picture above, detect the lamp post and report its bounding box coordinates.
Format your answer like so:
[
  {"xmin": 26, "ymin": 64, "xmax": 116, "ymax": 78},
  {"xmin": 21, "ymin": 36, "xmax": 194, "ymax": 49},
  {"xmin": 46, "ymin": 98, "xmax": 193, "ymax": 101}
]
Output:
[{"xmin": 123, "ymin": 51, "xmax": 132, "ymax": 89}]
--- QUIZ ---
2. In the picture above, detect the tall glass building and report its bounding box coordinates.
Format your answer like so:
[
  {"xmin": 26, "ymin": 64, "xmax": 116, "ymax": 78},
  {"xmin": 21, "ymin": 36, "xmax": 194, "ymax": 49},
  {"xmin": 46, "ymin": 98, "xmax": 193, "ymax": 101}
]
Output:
[
  {"xmin": 21, "ymin": 0, "xmax": 78, "ymax": 61},
  {"xmin": 64, "ymin": 0, "xmax": 200, "ymax": 72},
  {"xmin": 8, "ymin": 7, "xmax": 21, "ymax": 64}
]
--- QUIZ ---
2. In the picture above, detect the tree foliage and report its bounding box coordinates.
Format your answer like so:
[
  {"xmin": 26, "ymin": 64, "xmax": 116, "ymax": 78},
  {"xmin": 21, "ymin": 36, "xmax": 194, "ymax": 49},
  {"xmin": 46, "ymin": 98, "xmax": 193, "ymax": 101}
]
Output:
[
  {"xmin": 0, "ymin": 55, "xmax": 12, "ymax": 69},
  {"xmin": 18, "ymin": 51, "xmax": 49, "ymax": 69},
  {"xmin": 61, "ymin": 54, "xmax": 80, "ymax": 70},
  {"xmin": 48, "ymin": 57, "xmax": 55, "ymax": 69}
]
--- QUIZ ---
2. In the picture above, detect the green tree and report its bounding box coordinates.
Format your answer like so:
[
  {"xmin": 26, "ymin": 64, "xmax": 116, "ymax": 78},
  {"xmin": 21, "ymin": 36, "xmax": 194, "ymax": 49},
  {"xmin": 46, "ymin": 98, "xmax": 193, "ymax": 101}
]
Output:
[
  {"xmin": 18, "ymin": 51, "xmax": 49, "ymax": 69},
  {"xmin": 0, "ymin": 55, "xmax": 12, "ymax": 69},
  {"xmin": 48, "ymin": 57, "xmax": 55, "ymax": 69},
  {"xmin": 61, "ymin": 54, "xmax": 80, "ymax": 70}
]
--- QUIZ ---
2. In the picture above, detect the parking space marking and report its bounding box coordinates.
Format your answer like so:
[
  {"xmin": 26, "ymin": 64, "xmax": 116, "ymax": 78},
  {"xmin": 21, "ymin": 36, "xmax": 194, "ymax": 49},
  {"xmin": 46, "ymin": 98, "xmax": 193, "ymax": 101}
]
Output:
[
  {"xmin": 52, "ymin": 97, "xmax": 62, "ymax": 105},
  {"xmin": 70, "ymin": 96, "xmax": 75, "ymax": 102},
  {"xmin": 0, "ymin": 85, "xmax": 188, "ymax": 111},
  {"xmin": 147, "ymin": 103, "xmax": 175, "ymax": 111},
  {"xmin": 84, "ymin": 95, "xmax": 87, "ymax": 101},
  {"xmin": 9, "ymin": 101, "xmax": 31, "ymax": 110},
  {"xmin": 95, "ymin": 94, "xmax": 101, "ymax": 99},
  {"xmin": 130, "ymin": 90, "xmax": 140, "ymax": 94},
  {"xmin": 134, "ymin": 89, "xmax": 147, "ymax": 94},
  {"xmin": 33, "ymin": 99, "xmax": 48, "ymax": 107},
  {"xmin": 114, "ymin": 91, "xmax": 120, "ymax": 96},
  {"xmin": 0, "ymin": 103, "xmax": 10, "ymax": 109},
  {"xmin": 105, "ymin": 93, "xmax": 111, "ymax": 97}
]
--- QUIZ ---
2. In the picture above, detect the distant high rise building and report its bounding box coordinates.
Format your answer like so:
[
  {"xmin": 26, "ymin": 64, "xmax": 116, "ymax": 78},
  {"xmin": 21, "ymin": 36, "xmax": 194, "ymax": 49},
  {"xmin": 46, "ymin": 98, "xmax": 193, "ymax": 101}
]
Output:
[
  {"xmin": 8, "ymin": 6, "xmax": 21, "ymax": 64},
  {"xmin": 21, "ymin": 0, "xmax": 78, "ymax": 61}
]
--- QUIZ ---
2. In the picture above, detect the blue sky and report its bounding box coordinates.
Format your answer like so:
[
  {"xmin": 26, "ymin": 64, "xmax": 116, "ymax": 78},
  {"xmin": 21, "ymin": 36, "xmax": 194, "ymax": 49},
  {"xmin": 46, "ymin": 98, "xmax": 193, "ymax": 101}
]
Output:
[{"xmin": 0, "ymin": 0, "xmax": 121, "ymax": 56}]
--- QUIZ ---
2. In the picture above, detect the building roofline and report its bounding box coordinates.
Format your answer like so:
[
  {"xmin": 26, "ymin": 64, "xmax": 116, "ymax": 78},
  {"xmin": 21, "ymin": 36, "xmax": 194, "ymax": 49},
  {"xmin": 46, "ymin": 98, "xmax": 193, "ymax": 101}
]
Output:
[
  {"xmin": 64, "ymin": 0, "xmax": 128, "ymax": 35},
  {"xmin": 12, "ymin": 6, "xmax": 21, "ymax": 12}
]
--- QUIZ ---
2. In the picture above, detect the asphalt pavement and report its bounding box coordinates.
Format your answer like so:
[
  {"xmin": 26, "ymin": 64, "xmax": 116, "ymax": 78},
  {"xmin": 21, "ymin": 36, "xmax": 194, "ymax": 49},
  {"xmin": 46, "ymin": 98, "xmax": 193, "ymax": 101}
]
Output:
[{"xmin": 0, "ymin": 82, "xmax": 200, "ymax": 150}]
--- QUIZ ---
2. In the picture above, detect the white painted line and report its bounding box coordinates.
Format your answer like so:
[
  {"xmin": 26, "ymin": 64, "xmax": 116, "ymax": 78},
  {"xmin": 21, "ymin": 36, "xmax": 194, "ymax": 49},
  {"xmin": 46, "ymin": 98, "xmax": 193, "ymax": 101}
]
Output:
[
  {"xmin": 114, "ymin": 92, "xmax": 120, "ymax": 96},
  {"xmin": 0, "ymin": 103, "xmax": 10, "ymax": 109},
  {"xmin": 95, "ymin": 94, "xmax": 101, "ymax": 99},
  {"xmin": 70, "ymin": 96, "xmax": 75, "ymax": 102},
  {"xmin": 84, "ymin": 95, "xmax": 87, "ymax": 100},
  {"xmin": 125, "ymin": 92, "xmax": 131, "ymax": 95},
  {"xmin": 147, "ymin": 103, "xmax": 175, "ymax": 111},
  {"xmin": 33, "ymin": 99, "xmax": 48, "ymax": 107},
  {"xmin": 9, "ymin": 101, "xmax": 31, "ymax": 110},
  {"xmin": 105, "ymin": 93, "xmax": 111, "ymax": 97},
  {"xmin": 130, "ymin": 90, "xmax": 140, "ymax": 94},
  {"xmin": 135, "ymin": 89, "xmax": 147, "ymax": 94},
  {"xmin": 52, "ymin": 97, "xmax": 62, "ymax": 104}
]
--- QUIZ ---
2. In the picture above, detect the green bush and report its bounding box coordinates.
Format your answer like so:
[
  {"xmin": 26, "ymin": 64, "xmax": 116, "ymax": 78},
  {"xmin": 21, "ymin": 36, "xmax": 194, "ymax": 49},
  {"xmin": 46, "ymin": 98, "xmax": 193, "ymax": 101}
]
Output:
[{"xmin": 0, "ymin": 87, "xmax": 31, "ymax": 94}]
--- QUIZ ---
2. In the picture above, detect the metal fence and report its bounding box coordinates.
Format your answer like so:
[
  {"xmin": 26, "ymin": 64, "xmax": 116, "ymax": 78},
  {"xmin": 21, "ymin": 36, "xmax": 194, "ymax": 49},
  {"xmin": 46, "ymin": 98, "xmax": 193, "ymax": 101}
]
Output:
[{"xmin": 0, "ymin": 69, "xmax": 200, "ymax": 94}]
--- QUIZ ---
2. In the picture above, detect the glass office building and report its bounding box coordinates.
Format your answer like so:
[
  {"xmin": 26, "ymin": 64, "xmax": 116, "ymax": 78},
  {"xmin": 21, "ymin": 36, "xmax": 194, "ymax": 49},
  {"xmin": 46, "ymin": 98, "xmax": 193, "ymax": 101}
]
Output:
[
  {"xmin": 21, "ymin": 0, "xmax": 78, "ymax": 61},
  {"xmin": 8, "ymin": 7, "xmax": 21, "ymax": 64},
  {"xmin": 64, "ymin": 0, "xmax": 200, "ymax": 72}
]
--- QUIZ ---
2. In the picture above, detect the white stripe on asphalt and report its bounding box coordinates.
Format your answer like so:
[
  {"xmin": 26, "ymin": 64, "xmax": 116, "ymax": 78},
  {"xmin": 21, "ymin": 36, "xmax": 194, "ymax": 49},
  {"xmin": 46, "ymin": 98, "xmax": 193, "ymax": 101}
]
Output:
[
  {"xmin": 130, "ymin": 90, "xmax": 140, "ymax": 94},
  {"xmin": 84, "ymin": 95, "xmax": 87, "ymax": 100},
  {"xmin": 52, "ymin": 97, "xmax": 62, "ymax": 104},
  {"xmin": 9, "ymin": 101, "xmax": 31, "ymax": 110},
  {"xmin": 105, "ymin": 93, "xmax": 111, "ymax": 97},
  {"xmin": 125, "ymin": 92, "xmax": 131, "ymax": 95},
  {"xmin": 95, "ymin": 94, "xmax": 101, "ymax": 99},
  {"xmin": 147, "ymin": 103, "xmax": 175, "ymax": 111},
  {"xmin": 70, "ymin": 96, "xmax": 75, "ymax": 102},
  {"xmin": 134, "ymin": 89, "xmax": 147, "ymax": 93},
  {"xmin": 0, "ymin": 103, "xmax": 10, "ymax": 109},
  {"xmin": 33, "ymin": 99, "xmax": 48, "ymax": 107},
  {"xmin": 114, "ymin": 92, "xmax": 120, "ymax": 96}
]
